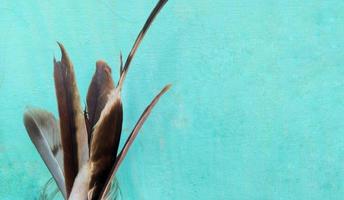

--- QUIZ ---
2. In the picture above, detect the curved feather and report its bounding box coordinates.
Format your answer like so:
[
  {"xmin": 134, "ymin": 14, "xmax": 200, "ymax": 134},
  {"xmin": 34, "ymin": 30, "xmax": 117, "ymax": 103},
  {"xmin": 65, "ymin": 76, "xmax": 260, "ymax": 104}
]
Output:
[
  {"xmin": 88, "ymin": 89, "xmax": 123, "ymax": 200},
  {"xmin": 117, "ymin": 0, "xmax": 169, "ymax": 91},
  {"xmin": 86, "ymin": 61, "xmax": 115, "ymax": 143},
  {"xmin": 54, "ymin": 42, "xmax": 89, "ymax": 197},
  {"xmin": 99, "ymin": 85, "xmax": 171, "ymax": 199},
  {"xmin": 23, "ymin": 108, "xmax": 67, "ymax": 199}
]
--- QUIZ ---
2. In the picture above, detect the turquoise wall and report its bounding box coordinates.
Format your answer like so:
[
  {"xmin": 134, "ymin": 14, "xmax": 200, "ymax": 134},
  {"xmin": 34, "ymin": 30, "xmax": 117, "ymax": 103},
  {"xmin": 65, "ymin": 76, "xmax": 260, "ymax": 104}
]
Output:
[{"xmin": 1, "ymin": 0, "xmax": 344, "ymax": 199}]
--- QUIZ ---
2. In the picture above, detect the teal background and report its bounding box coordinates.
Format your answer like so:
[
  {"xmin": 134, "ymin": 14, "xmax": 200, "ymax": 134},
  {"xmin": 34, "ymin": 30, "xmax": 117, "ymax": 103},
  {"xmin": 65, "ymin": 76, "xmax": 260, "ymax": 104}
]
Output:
[{"xmin": 1, "ymin": 0, "xmax": 344, "ymax": 199}]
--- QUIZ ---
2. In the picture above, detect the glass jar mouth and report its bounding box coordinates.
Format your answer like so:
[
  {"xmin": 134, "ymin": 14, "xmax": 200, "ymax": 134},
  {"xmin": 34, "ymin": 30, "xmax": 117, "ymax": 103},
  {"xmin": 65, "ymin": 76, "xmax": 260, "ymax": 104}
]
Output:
[{"xmin": 39, "ymin": 178, "xmax": 121, "ymax": 200}]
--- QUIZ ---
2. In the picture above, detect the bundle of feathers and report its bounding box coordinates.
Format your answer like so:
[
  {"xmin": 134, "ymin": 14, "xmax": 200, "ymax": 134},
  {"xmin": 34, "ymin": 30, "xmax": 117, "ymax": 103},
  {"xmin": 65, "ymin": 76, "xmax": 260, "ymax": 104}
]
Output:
[{"xmin": 23, "ymin": 1, "xmax": 170, "ymax": 199}]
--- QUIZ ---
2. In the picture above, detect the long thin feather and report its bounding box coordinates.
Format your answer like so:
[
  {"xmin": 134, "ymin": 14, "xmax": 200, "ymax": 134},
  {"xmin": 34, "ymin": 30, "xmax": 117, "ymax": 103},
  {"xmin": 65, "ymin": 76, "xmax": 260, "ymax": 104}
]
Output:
[
  {"xmin": 99, "ymin": 85, "xmax": 171, "ymax": 199},
  {"xmin": 117, "ymin": 0, "xmax": 168, "ymax": 91},
  {"xmin": 88, "ymin": 89, "xmax": 123, "ymax": 200},
  {"xmin": 23, "ymin": 108, "xmax": 67, "ymax": 198},
  {"xmin": 54, "ymin": 42, "xmax": 89, "ymax": 197},
  {"xmin": 86, "ymin": 61, "xmax": 115, "ymax": 143}
]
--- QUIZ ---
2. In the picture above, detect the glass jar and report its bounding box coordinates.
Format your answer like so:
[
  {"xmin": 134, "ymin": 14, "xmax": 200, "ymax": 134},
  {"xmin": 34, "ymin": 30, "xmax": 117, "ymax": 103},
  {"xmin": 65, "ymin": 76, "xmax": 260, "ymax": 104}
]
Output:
[{"xmin": 39, "ymin": 178, "xmax": 121, "ymax": 200}]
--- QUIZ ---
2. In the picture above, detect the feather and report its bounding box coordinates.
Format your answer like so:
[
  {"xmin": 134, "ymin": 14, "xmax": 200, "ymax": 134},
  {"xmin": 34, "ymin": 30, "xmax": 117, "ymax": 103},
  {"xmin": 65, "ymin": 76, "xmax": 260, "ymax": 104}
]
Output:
[
  {"xmin": 90, "ymin": 1, "xmax": 169, "ymax": 198},
  {"xmin": 88, "ymin": 89, "xmax": 123, "ymax": 200},
  {"xmin": 54, "ymin": 42, "xmax": 89, "ymax": 196},
  {"xmin": 99, "ymin": 85, "xmax": 171, "ymax": 199},
  {"xmin": 69, "ymin": 163, "xmax": 90, "ymax": 200},
  {"xmin": 88, "ymin": 1, "xmax": 169, "ymax": 198},
  {"xmin": 119, "ymin": 52, "xmax": 123, "ymax": 76},
  {"xmin": 86, "ymin": 61, "xmax": 115, "ymax": 143},
  {"xmin": 117, "ymin": 0, "xmax": 169, "ymax": 91},
  {"xmin": 23, "ymin": 108, "xmax": 67, "ymax": 198}
]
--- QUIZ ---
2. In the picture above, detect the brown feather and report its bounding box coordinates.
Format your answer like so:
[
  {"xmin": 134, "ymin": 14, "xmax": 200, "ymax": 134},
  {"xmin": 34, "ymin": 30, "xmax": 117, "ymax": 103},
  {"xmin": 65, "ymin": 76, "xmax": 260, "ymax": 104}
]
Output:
[
  {"xmin": 95, "ymin": 1, "xmax": 169, "ymax": 198},
  {"xmin": 99, "ymin": 85, "xmax": 171, "ymax": 199},
  {"xmin": 88, "ymin": 0, "xmax": 168, "ymax": 198},
  {"xmin": 88, "ymin": 89, "xmax": 123, "ymax": 200},
  {"xmin": 117, "ymin": 0, "xmax": 169, "ymax": 91},
  {"xmin": 54, "ymin": 42, "xmax": 89, "ymax": 197},
  {"xmin": 86, "ymin": 61, "xmax": 115, "ymax": 143}
]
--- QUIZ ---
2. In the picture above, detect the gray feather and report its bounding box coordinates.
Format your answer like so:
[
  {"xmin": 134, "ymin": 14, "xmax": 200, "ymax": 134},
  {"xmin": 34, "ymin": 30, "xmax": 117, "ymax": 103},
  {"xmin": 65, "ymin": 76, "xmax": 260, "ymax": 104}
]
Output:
[{"xmin": 23, "ymin": 108, "xmax": 67, "ymax": 198}]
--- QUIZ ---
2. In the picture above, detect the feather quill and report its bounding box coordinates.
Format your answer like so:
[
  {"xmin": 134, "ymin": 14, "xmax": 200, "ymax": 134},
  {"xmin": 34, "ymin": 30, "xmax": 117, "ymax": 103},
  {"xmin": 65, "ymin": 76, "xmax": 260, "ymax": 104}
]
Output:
[
  {"xmin": 69, "ymin": 163, "xmax": 90, "ymax": 200},
  {"xmin": 23, "ymin": 108, "xmax": 67, "ymax": 198},
  {"xmin": 54, "ymin": 42, "xmax": 89, "ymax": 197}
]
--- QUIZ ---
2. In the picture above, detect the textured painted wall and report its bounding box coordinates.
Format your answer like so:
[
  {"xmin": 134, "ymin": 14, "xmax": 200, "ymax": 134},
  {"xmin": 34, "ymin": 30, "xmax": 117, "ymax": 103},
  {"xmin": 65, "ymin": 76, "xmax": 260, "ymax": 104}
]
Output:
[{"xmin": 1, "ymin": 0, "xmax": 344, "ymax": 199}]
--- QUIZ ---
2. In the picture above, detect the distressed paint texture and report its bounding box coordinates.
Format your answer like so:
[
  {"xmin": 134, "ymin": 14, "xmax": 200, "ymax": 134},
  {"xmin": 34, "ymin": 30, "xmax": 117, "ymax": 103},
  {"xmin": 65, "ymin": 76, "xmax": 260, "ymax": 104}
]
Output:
[{"xmin": 1, "ymin": 0, "xmax": 344, "ymax": 199}]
